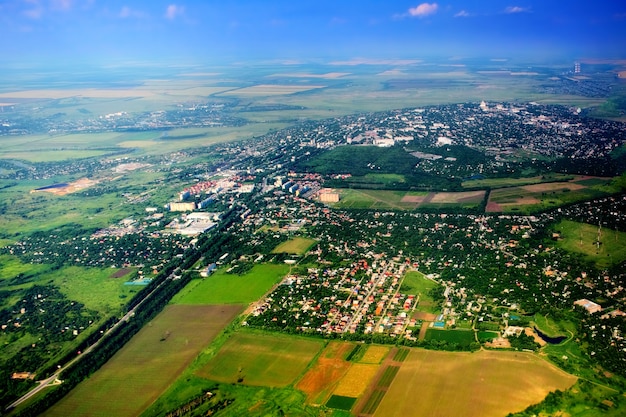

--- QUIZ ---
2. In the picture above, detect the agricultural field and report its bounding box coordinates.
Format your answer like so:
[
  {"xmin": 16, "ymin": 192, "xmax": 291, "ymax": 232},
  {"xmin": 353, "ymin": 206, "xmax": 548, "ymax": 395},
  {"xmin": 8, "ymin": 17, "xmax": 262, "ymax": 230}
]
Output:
[
  {"xmin": 218, "ymin": 84, "xmax": 326, "ymax": 97},
  {"xmin": 462, "ymin": 174, "xmax": 575, "ymax": 189},
  {"xmin": 486, "ymin": 176, "xmax": 616, "ymax": 213},
  {"xmin": 553, "ymin": 220, "xmax": 626, "ymax": 269},
  {"xmin": 424, "ymin": 329, "xmax": 476, "ymax": 347},
  {"xmin": 359, "ymin": 345, "xmax": 390, "ymax": 364},
  {"xmin": 296, "ymin": 341, "xmax": 354, "ymax": 404},
  {"xmin": 271, "ymin": 237, "xmax": 317, "ymax": 255},
  {"xmin": 332, "ymin": 189, "xmax": 484, "ymax": 211},
  {"xmin": 171, "ymin": 263, "xmax": 290, "ymax": 304},
  {"xmin": 374, "ymin": 349, "xmax": 577, "ymax": 417},
  {"xmin": 45, "ymin": 304, "xmax": 242, "ymax": 417},
  {"xmin": 196, "ymin": 331, "xmax": 323, "ymax": 387},
  {"xmin": 333, "ymin": 363, "xmax": 379, "ymax": 398}
]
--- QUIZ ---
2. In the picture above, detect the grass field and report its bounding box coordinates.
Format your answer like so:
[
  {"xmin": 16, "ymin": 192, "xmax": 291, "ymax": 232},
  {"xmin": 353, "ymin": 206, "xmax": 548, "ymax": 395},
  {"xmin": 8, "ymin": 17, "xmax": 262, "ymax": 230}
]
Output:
[
  {"xmin": 218, "ymin": 84, "xmax": 326, "ymax": 97},
  {"xmin": 554, "ymin": 220, "xmax": 626, "ymax": 269},
  {"xmin": 462, "ymin": 174, "xmax": 575, "ymax": 189},
  {"xmin": 271, "ymin": 237, "xmax": 317, "ymax": 255},
  {"xmin": 424, "ymin": 329, "xmax": 476, "ymax": 347},
  {"xmin": 486, "ymin": 177, "xmax": 616, "ymax": 213},
  {"xmin": 374, "ymin": 349, "xmax": 577, "ymax": 417},
  {"xmin": 400, "ymin": 271, "xmax": 441, "ymax": 313},
  {"xmin": 50, "ymin": 265, "xmax": 137, "ymax": 312},
  {"xmin": 196, "ymin": 331, "xmax": 323, "ymax": 387},
  {"xmin": 172, "ymin": 263, "xmax": 290, "ymax": 304},
  {"xmin": 45, "ymin": 304, "xmax": 242, "ymax": 417},
  {"xmin": 332, "ymin": 188, "xmax": 484, "ymax": 210},
  {"xmin": 0, "ymin": 257, "xmax": 133, "ymax": 313}
]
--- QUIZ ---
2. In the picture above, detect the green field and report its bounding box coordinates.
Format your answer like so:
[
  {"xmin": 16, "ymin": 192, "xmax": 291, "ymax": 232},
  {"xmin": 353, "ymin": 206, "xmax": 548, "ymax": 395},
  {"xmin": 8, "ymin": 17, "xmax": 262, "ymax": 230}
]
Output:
[
  {"xmin": 424, "ymin": 329, "xmax": 476, "ymax": 347},
  {"xmin": 271, "ymin": 237, "xmax": 317, "ymax": 255},
  {"xmin": 400, "ymin": 271, "xmax": 440, "ymax": 313},
  {"xmin": 554, "ymin": 220, "xmax": 626, "ymax": 269},
  {"xmin": 326, "ymin": 395, "xmax": 357, "ymax": 411},
  {"xmin": 196, "ymin": 331, "xmax": 323, "ymax": 387},
  {"xmin": 487, "ymin": 178, "xmax": 617, "ymax": 213},
  {"xmin": 0, "ymin": 125, "xmax": 290, "ymax": 161},
  {"xmin": 172, "ymin": 263, "xmax": 290, "ymax": 304},
  {"xmin": 374, "ymin": 349, "xmax": 577, "ymax": 417},
  {"xmin": 45, "ymin": 304, "xmax": 242, "ymax": 417},
  {"xmin": 462, "ymin": 174, "xmax": 575, "ymax": 189}
]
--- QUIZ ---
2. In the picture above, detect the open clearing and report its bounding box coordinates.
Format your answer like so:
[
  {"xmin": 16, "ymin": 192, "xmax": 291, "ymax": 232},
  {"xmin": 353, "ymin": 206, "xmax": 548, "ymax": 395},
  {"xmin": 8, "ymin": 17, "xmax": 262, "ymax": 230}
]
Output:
[
  {"xmin": 554, "ymin": 220, "xmax": 626, "ymax": 269},
  {"xmin": 172, "ymin": 263, "xmax": 289, "ymax": 304},
  {"xmin": 487, "ymin": 177, "xmax": 615, "ymax": 213},
  {"xmin": 333, "ymin": 189, "xmax": 483, "ymax": 210},
  {"xmin": 45, "ymin": 304, "xmax": 242, "ymax": 417},
  {"xmin": 196, "ymin": 331, "xmax": 323, "ymax": 387},
  {"xmin": 374, "ymin": 349, "xmax": 577, "ymax": 417},
  {"xmin": 271, "ymin": 237, "xmax": 317, "ymax": 255}
]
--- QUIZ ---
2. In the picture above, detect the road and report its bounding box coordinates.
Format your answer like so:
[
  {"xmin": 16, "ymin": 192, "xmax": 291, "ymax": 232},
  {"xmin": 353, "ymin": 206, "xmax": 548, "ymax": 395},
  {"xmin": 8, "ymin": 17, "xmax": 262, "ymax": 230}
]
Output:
[{"xmin": 5, "ymin": 269, "xmax": 177, "ymax": 412}]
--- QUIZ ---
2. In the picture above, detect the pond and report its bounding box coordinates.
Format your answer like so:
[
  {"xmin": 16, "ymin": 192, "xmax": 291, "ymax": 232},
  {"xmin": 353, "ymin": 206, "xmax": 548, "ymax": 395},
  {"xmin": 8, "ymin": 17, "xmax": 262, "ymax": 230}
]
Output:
[{"xmin": 534, "ymin": 326, "xmax": 567, "ymax": 344}]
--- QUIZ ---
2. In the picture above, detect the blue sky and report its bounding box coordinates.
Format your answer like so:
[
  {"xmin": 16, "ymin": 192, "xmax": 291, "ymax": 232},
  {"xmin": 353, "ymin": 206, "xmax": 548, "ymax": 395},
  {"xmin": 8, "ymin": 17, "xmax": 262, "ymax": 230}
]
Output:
[{"xmin": 1, "ymin": 0, "xmax": 625, "ymax": 66}]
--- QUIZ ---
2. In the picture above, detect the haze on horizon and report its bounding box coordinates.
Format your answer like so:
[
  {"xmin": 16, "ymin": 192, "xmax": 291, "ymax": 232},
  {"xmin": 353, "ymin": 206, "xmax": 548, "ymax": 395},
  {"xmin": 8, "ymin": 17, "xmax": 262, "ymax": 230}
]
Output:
[{"xmin": 1, "ymin": 0, "xmax": 625, "ymax": 68}]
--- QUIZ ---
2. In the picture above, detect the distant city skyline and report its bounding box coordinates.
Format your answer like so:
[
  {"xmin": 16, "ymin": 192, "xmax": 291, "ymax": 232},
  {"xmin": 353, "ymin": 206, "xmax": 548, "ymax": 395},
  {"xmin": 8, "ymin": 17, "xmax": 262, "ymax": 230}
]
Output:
[{"xmin": 1, "ymin": 0, "xmax": 625, "ymax": 66}]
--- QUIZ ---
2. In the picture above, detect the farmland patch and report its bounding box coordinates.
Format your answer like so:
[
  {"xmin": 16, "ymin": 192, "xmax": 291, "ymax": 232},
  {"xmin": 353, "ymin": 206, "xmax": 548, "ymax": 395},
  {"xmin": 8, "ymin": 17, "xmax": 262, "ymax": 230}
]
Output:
[
  {"xmin": 374, "ymin": 349, "xmax": 576, "ymax": 417},
  {"xmin": 45, "ymin": 305, "xmax": 241, "ymax": 417},
  {"xmin": 197, "ymin": 331, "xmax": 323, "ymax": 388}
]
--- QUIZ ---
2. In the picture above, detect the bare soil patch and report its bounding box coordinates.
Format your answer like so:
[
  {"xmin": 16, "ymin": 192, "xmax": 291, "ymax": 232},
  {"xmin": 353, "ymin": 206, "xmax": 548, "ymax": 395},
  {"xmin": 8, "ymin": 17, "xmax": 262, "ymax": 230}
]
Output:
[
  {"xmin": 296, "ymin": 342, "xmax": 354, "ymax": 403},
  {"xmin": 110, "ymin": 268, "xmax": 132, "ymax": 278},
  {"xmin": 400, "ymin": 195, "xmax": 426, "ymax": 203}
]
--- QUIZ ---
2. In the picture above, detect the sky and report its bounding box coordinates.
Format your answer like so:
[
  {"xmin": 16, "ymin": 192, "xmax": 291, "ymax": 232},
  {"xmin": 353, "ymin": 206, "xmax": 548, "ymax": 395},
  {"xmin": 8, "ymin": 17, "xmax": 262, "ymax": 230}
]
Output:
[{"xmin": 1, "ymin": 0, "xmax": 625, "ymax": 66}]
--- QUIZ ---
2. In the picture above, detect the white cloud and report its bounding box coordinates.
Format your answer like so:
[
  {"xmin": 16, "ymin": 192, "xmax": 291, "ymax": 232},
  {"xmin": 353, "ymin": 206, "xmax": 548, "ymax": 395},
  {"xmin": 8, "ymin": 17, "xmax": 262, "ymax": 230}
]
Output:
[
  {"xmin": 51, "ymin": 0, "xmax": 73, "ymax": 11},
  {"xmin": 408, "ymin": 3, "xmax": 438, "ymax": 18},
  {"xmin": 504, "ymin": 6, "xmax": 529, "ymax": 14},
  {"xmin": 165, "ymin": 4, "xmax": 185, "ymax": 20},
  {"xmin": 23, "ymin": 6, "xmax": 44, "ymax": 19},
  {"xmin": 119, "ymin": 6, "xmax": 146, "ymax": 19},
  {"xmin": 454, "ymin": 10, "xmax": 471, "ymax": 18}
]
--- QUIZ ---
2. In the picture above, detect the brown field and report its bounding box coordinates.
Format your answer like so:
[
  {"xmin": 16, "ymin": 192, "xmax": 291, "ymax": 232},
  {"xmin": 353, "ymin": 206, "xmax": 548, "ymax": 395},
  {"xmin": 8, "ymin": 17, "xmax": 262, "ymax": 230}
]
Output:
[
  {"xmin": 110, "ymin": 268, "xmax": 132, "ymax": 278},
  {"xmin": 429, "ymin": 190, "xmax": 485, "ymax": 204},
  {"xmin": 400, "ymin": 195, "xmax": 426, "ymax": 203},
  {"xmin": 45, "ymin": 304, "xmax": 242, "ymax": 417},
  {"xmin": 413, "ymin": 312, "xmax": 438, "ymax": 321},
  {"xmin": 219, "ymin": 84, "xmax": 326, "ymax": 96},
  {"xmin": 296, "ymin": 341, "xmax": 354, "ymax": 403},
  {"xmin": 360, "ymin": 345, "xmax": 390, "ymax": 364},
  {"xmin": 334, "ymin": 363, "xmax": 380, "ymax": 398},
  {"xmin": 31, "ymin": 178, "xmax": 98, "ymax": 195},
  {"xmin": 374, "ymin": 349, "xmax": 577, "ymax": 417}
]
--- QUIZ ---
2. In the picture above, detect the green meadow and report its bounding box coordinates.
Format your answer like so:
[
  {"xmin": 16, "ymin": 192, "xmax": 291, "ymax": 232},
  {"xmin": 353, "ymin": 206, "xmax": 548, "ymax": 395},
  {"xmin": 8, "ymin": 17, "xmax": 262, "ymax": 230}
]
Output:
[
  {"xmin": 171, "ymin": 263, "xmax": 290, "ymax": 304},
  {"xmin": 554, "ymin": 220, "xmax": 626, "ymax": 269}
]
